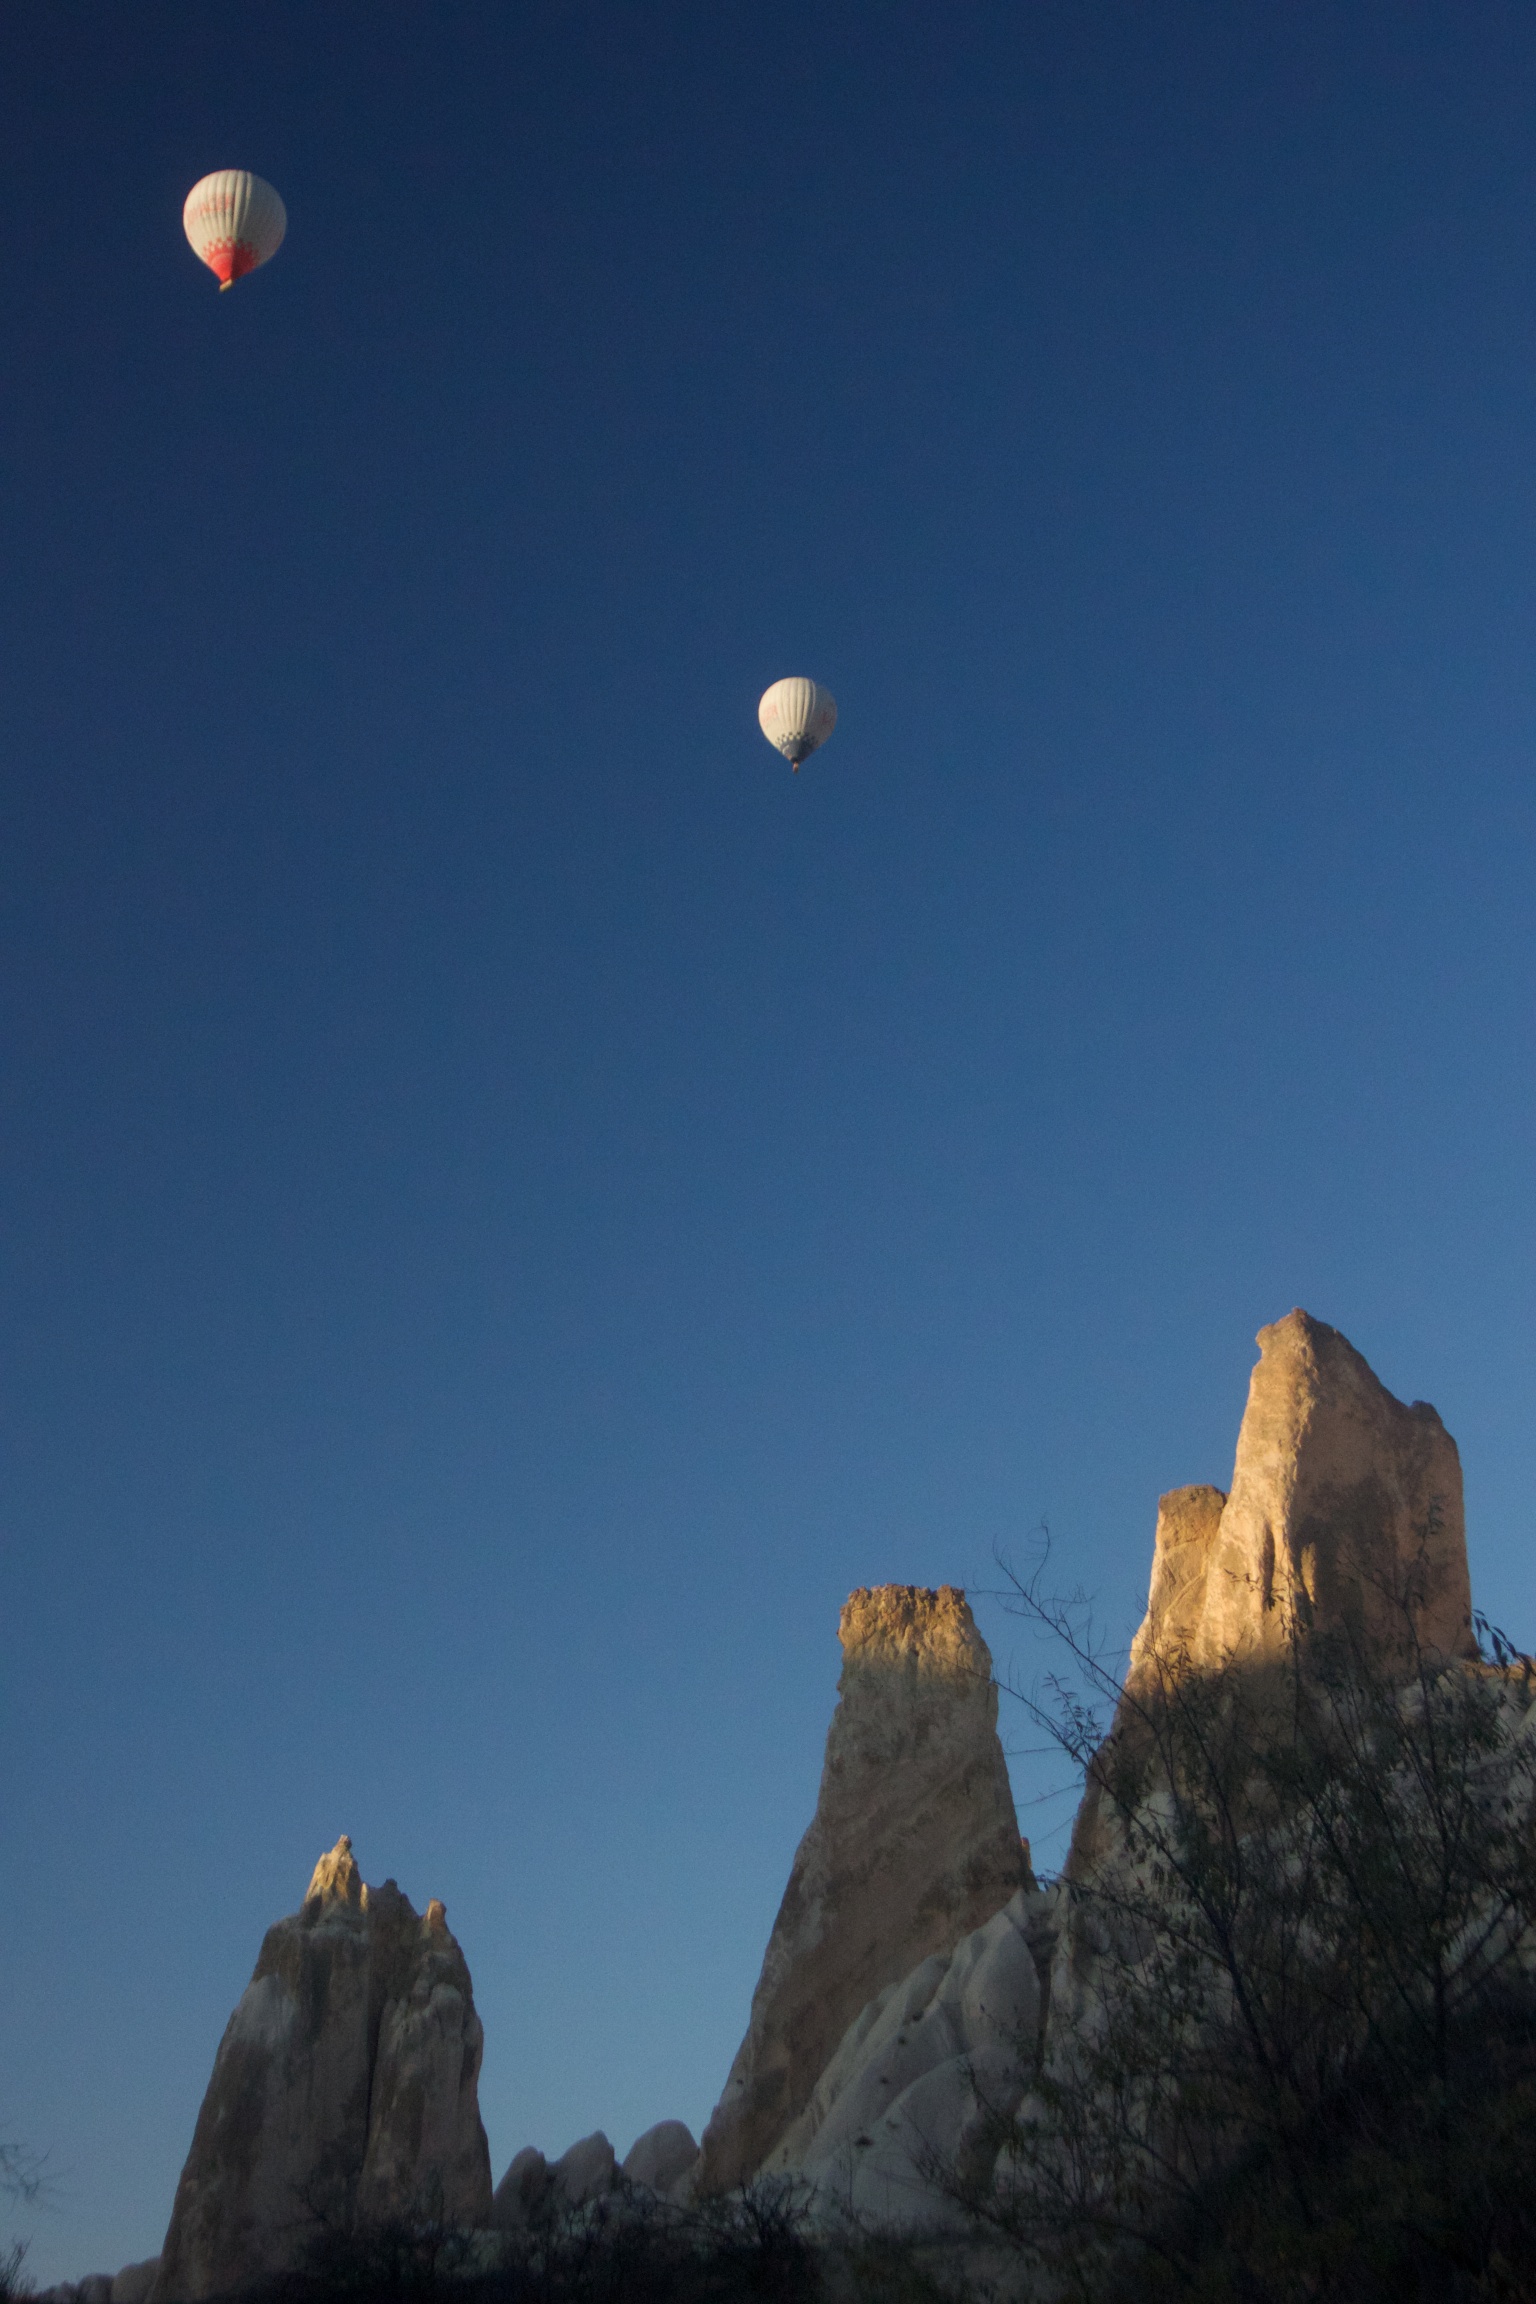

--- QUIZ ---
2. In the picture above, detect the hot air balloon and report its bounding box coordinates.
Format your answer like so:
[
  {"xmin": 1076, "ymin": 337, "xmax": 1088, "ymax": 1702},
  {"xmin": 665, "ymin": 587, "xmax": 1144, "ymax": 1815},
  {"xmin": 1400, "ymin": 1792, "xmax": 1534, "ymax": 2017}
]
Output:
[
  {"xmin": 183, "ymin": 170, "xmax": 287, "ymax": 290},
  {"xmin": 758, "ymin": 677, "xmax": 837, "ymax": 771}
]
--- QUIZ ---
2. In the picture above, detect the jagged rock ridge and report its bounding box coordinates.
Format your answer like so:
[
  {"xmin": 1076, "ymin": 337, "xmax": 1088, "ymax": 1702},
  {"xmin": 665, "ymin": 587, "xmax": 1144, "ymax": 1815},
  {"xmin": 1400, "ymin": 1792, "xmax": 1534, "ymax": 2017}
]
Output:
[
  {"xmin": 151, "ymin": 1837, "xmax": 491, "ymax": 2303},
  {"xmin": 62, "ymin": 1307, "xmax": 1492, "ymax": 2284},
  {"xmin": 486, "ymin": 2121, "xmax": 700, "ymax": 2227},
  {"xmin": 764, "ymin": 1310, "xmax": 1486, "ymax": 2229}
]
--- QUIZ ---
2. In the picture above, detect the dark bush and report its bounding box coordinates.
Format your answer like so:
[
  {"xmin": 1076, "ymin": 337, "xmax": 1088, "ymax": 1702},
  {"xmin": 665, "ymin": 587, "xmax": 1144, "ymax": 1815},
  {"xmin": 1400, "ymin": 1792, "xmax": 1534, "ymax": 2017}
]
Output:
[
  {"xmin": 962, "ymin": 1538, "xmax": 1536, "ymax": 2301},
  {"xmin": 245, "ymin": 2180, "xmax": 830, "ymax": 2304}
]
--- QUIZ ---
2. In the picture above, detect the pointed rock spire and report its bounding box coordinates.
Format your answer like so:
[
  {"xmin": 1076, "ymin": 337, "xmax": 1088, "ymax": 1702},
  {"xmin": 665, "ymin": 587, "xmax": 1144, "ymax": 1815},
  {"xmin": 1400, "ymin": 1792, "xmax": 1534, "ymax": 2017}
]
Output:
[
  {"xmin": 302, "ymin": 1832, "xmax": 363, "ymax": 1915},
  {"xmin": 151, "ymin": 1841, "xmax": 491, "ymax": 2301},
  {"xmin": 1126, "ymin": 1312, "xmax": 1474, "ymax": 1691},
  {"xmin": 695, "ymin": 1584, "xmax": 1026, "ymax": 2194}
]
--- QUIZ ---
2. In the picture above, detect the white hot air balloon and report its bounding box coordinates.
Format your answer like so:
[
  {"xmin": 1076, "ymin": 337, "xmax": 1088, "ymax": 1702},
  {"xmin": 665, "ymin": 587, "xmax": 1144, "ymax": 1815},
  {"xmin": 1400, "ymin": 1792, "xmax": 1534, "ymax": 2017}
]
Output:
[
  {"xmin": 758, "ymin": 677, "xmax": 837, "ymax": 771},
  {"xmin": 183, "ymin": 170, "xmax": 287, "ymax": 290}
]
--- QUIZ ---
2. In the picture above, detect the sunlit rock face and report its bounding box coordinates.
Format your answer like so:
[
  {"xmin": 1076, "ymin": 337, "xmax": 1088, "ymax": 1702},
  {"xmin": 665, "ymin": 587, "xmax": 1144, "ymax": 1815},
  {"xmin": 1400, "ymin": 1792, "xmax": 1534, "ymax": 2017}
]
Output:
[
  {"xmin": 1069, "ymin": 1310, "xmax": 1479, "ymax": 1903},
  {"xmin": 1125, "ymin": 1483, "xmax": 1230, "ymax": 1687},
  {"xmin": 743, "ymin": 1315, "xmax": 1481, "ymax": 2229},
  {"xmin": 695, "ymin": 1585, "xmax": 1028, "ymax": 2195},
  {"xmin": 1128, "ymin": 1310, "xmax": 1475, "ymax": 1691},
  {"xmin": 151, "ymin": 1838, "xmax": 491, "ymax": 2302}
]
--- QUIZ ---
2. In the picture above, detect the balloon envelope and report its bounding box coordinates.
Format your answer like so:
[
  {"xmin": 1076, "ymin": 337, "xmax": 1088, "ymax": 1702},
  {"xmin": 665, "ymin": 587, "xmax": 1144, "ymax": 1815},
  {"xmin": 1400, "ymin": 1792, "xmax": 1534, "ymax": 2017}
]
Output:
[
  {"xmin": 183, "ymin": 170, "xmax": 287, "ymax": 289},
  {"xmin": 758, "ymin": 677, "xmax": 837, "ymax": 770}
]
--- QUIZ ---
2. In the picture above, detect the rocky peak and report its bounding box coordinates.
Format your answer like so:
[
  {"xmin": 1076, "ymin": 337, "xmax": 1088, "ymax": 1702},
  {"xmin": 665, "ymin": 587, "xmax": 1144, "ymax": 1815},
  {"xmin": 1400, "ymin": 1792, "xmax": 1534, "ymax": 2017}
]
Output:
[
  {"xmin": 1127, "ymin": 1312, "xmax": 1474, "ymax": 1690},
  {"xmin": 838, "ymin": 1583, "xmax": 989, "ymax": 1676},
  {"xmin": 302, "ymin": 1833, "xmax": 364, "ymax": 1917},
  {"xmin": 695, "ymin": 1584, "xmax": 1026, "ymax": 2194},
  {"xmin": 151, "ymin": 1840, "xmax": 491, "ymax": 2302}
]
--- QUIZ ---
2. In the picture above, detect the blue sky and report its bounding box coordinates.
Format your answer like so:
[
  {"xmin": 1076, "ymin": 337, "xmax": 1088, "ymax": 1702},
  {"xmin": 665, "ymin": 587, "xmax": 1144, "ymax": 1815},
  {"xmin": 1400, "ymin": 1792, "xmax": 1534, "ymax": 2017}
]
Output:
[{"xmin": 3, "ymin": 0, "xmax": 1535, "ymax": 2283}]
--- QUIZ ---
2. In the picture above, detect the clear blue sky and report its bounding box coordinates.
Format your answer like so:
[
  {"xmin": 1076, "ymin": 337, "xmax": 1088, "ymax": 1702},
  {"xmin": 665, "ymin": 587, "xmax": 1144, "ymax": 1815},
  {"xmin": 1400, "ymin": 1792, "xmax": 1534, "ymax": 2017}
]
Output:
[{"xmin": 3, "ymin": 1, "xmax": 1534, "ymax": 2283}]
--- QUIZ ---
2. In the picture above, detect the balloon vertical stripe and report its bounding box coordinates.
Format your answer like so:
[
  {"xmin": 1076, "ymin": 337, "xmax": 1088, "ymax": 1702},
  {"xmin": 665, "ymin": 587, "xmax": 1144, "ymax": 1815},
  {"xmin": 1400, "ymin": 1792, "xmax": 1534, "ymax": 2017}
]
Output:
[
  {"xmin": 183, "ymin": 171, "xmax": 287, "ymax": 289},
  {"xmin": 758, "ymin": 678, "xmax": 837, "ymax": 770}
]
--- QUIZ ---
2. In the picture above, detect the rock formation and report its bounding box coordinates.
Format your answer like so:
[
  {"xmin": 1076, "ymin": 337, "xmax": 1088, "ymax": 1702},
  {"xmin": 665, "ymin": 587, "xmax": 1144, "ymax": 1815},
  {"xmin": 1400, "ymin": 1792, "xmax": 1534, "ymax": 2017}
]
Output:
[
  {"xmin": 488, "ymin": 2122, "xmax": 699, "ymax": 2224},
  {"xmin": 1067, "ymin": 1315, "xmax": 1475, "ymax": 1882},
  {"xmin": 488, "ymin": 2132, "xmax": 616, "ymax": 2227},
  {"xmin": 764, "ymin": 1885, "xmax": 1049, "ymax": 2228},
  {"xmin": 546, "ymin": 2132, "xmax": 618, "ymax": 2208},
  {"xmin": 1128, "ymin": 1311, "xmax": 1474, "ymax": 1689},
  {"xmin": 621, "ymin": 2121, "xmax": 700, "ymax": 2196},
  {"xmin": 64, "ymin": 1307, "xmax": 1496, "ymax": 2281},
  {"xmin": 741, "ymin": 1312, "xmax": 1485, "ymax": 2230},
  {"xmin": 37, "ymin": 2269, "xmax": 160, "ymax": 2304},
  {"xmin": 489, "ymin": 2145, "xmax": 554, "ymax": 2228},
  {"xmin": 696, "ymin": 1585, "xmax": 1027, "ymax": 2194},
  {"xmin": 1123, "ymin": 1483, "xmax": 1230, "ymax": 1690},
  {"xmin": 111, "ymin": 2264, "xmax": 161, "ymax": 2304},
  {"xmin": 151, "ymin": 1838, "xmax": 491, "ymax": 2302}
]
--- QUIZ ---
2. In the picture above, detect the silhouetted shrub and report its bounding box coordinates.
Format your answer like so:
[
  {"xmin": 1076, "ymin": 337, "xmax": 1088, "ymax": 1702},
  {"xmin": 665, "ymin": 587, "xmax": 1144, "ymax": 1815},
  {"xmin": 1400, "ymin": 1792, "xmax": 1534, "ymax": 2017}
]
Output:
[
  {"xmin": 227, "ymin": 2173, "xmax": 979, "ymax": 2304},
  {"xmin": 244, "ymin": 2179, "xmax": 830, "ymax": 2304},
  {"xmin": 956, "ymin": 1538, "xmax": 1536, "ymax": 2302},
  {"xmin": 0, "ymin": 2242, "xmax": 33, "ymax": 2303}
]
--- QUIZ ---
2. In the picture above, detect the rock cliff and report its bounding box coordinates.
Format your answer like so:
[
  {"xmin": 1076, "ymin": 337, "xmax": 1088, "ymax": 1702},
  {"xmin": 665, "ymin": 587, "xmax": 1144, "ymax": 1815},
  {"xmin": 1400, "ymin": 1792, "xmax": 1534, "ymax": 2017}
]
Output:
[
  {"xmin": 151, "ymin": 1838, "xmax": 491, "ymax": 2302},
  {"xmin": 695, "ymin": 1585, "xmax": 1027, "ymax": 2194}
]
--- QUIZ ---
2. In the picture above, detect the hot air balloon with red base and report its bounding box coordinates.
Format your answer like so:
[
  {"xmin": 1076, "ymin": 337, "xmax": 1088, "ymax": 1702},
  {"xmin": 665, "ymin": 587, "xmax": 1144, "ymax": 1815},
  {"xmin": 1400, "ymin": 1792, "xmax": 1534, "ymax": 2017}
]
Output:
[
  {"xmin": 183, "ymin": 170, "xmax": 287, "ymax": 290},
  {"xmin": 758, "ymin": 678, "xmax": 837, "ymax": 771}
]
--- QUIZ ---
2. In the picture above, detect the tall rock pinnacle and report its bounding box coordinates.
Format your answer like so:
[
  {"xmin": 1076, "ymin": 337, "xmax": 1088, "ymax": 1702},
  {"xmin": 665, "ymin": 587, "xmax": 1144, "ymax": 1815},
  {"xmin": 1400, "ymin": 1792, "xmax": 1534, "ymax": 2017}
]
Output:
[
  {"xmin": 1127, "ymin": 1310, "xmax": 1475, "ymax": 1691},
  {"xmin": 152, "ymin": 1839, "xmax": 492, "ymax": 2302},
  {"xmin": 695, "ymin": 1585, "xmax": 1026, "ymax": 2194}
]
